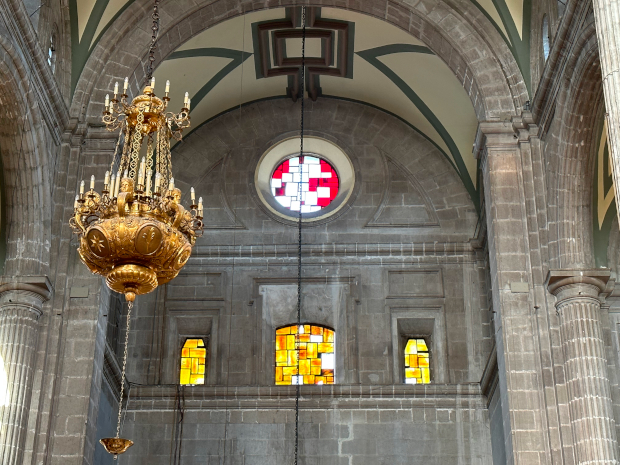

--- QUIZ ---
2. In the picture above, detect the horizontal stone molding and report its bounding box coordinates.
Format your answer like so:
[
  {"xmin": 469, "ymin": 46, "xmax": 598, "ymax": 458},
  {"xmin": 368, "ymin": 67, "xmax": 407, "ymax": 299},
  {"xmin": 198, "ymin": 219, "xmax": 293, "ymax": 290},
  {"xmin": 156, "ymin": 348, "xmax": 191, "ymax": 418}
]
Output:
[
  {"xmin": 191, "ymin": 242, "xmax": 477, "ymax": 260},
  {"xmin": 126, "ymin": 384, "xmax": 486, "ymax": 411}
]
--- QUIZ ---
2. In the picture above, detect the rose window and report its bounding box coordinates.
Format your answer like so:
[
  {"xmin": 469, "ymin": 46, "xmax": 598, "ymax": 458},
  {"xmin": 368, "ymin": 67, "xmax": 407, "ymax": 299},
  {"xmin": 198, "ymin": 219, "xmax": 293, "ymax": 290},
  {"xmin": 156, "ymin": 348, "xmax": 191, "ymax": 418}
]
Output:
[{"xmin": 271, "ymin": 156, "xmax": 339, "ymax": 213}]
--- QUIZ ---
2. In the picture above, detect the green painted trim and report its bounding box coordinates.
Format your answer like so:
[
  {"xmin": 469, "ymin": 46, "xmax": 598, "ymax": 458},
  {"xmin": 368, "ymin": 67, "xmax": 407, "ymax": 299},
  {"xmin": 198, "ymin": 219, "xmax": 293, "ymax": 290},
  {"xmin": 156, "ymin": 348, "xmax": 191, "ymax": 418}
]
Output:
[
  {"xmin": 360, "ymin": 44, "xmax": 433, "ymax": 56},
  {"xmin": 357, "ymin": 45, "xmax": 479, "ymax": 211},
  {"xmin": 90, "ymin": 1, "xmax": 135, "ymax": 53},
  {"xmin": 322, "ymin": 95, "xmax": 459, "ymax": 174},
  {"xmin": 166, "ymin": 48, "xmax": 253, "ymax": 111},
  {"xmin": 603, "ymin": 140, "xmax": 612, "ymax": 194},
  {"xmin": 252, "ymin": 19, "xmax": 289, "ymax": 79},
  {"xmin": 173, "ymin": 94, "xmax": 482, "ymax": 216},
  {"xmin": 469, "ymin": 0, "xmax": 512, "ymax": 45},
  {"xmin": 469, "ymin": 0, "xmax": 531, "ymax": 94},
  {"xmin": 491, "ymin": 0, "xmax": 532, "ymax": 94},
  {"xmin": 593, "ymin": 142, "xmax": 616, "ymax": 267},
  {"xmin": 593, "ymin": 116, "xmax": 615, "ymax": 267},
  {"xmin": 69, "ymin": 0, "xmax": 136, "ymax": 95}
]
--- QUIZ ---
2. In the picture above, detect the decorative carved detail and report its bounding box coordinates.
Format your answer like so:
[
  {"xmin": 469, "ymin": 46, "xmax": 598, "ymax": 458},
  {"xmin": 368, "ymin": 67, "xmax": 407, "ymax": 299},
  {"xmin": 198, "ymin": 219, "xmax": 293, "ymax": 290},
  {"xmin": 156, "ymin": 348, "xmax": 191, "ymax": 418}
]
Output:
[
  {"xmin": 366, "ymin": 155, "xmax": 439, "ymax": 228},
  {"xmin": 192, "ymin": 157, "xmax": 245, "ymax": 230},
  {"xmin": 254, "ymin": 7, "xmax": 353, "ymax": 101}
]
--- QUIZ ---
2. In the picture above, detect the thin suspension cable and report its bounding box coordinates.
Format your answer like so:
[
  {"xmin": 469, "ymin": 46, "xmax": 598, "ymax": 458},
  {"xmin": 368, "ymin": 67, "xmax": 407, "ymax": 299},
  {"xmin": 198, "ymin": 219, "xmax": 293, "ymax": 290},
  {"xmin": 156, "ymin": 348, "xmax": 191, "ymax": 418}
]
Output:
[
  {"xmin": 294, "ymin": 7, "xmax": 306, "ymax": 465},
  {"xmin": 222, "ymin": 9, "xmax": 245, "ymax": 461}
]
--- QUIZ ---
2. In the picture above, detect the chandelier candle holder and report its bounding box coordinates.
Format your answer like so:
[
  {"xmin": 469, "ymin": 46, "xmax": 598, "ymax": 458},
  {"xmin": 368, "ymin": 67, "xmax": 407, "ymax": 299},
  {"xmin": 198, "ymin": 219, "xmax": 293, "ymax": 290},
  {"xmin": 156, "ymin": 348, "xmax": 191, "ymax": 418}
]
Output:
[{"xmin": 69, "ymin": 77, "xmax": 203, "ymax": 303}]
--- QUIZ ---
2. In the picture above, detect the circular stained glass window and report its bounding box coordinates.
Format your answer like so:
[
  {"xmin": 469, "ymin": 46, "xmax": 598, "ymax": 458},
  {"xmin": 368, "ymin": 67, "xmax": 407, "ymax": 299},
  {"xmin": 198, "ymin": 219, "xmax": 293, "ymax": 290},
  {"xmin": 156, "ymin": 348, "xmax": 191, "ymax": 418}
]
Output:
[{"xmin": 271, "ymin": 155, "xmax": 339, "ymax": 213}]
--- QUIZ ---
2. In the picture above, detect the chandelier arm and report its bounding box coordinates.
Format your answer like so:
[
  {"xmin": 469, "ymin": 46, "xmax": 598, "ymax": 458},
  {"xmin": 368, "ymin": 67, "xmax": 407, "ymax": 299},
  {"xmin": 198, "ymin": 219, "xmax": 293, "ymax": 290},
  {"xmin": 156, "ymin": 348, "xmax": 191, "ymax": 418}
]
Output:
[{"xmin": 72, "ymin": 210, "xmax": 87, "ymax": 234}]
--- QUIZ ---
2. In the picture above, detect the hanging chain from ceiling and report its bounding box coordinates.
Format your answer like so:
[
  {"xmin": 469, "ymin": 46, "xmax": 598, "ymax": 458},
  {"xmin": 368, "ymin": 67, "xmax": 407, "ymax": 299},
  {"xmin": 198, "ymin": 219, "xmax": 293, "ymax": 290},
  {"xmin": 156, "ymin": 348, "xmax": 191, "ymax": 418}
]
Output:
[
  {"xmin": 145, "ymin": 0, "xmax": 160, "ymax": 81},
  {"xmin": 294, "ymin": 7, "xmax": 307, "ymax": 465}
]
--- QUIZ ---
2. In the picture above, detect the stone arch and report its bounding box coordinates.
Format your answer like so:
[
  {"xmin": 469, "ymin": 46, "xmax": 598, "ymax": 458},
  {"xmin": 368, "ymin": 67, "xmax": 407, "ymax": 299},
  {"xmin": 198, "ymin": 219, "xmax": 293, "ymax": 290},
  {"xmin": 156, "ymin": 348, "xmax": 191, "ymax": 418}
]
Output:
[
  {"xmin": 71, "ymin": 0, "xmax": 528, "ymax": 125},
  {"xmin": 0, "ymin": 36, "xmax": 52, "ymax": 276},
  {"xmin": 546, "ymin": 19, "xmax": 602, "ymax": 269},
  {"xmin": 36, "ymin": 0, "xmax": 72, "ymax": 103}
]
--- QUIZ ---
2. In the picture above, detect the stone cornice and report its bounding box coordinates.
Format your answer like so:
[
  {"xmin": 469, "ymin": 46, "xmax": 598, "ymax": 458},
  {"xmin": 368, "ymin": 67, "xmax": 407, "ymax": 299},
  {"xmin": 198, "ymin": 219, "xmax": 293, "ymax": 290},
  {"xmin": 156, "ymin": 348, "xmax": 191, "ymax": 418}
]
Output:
[
  {"xmin": 474, "ymin": 113, "xmax": 538, "ymax": 163},
  {"xmin": 126, "ymin": 384, "xmax": 486, "ymax": 411},
  {"xmin": 0, "ymin": 0, "xmax": 68, "ymax": 143}
]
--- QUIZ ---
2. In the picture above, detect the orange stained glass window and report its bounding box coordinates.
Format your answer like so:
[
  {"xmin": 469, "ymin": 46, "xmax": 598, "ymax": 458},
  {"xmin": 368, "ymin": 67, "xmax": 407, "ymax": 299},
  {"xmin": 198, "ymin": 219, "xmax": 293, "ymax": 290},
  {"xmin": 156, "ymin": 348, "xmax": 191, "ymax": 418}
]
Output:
[
  {"xmin": 275, "ymin": 324, "xmax": 335, "ymax": 385},
  {"xmin": 404, "ymin": 338, "xmax": 430, "ymax": 384},
  {"xmin": 180, "ymin": 338, "xmax": 207, "ymax": 385}
]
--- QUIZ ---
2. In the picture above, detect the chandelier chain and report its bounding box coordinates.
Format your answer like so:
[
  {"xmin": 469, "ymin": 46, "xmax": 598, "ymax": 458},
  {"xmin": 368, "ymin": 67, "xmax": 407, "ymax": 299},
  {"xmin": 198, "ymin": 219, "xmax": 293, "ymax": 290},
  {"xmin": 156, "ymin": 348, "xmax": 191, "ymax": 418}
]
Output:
[
  {"xmin": 295, "ymin": 6, "xmax": 306, "ymax": 465},
  {"xmin": 146, "ymin": 0, "xmax": 160, "ymax": 81},
  {"xmin": 116, "ymin": 300, "xmax": 133, "ymax": 440}
]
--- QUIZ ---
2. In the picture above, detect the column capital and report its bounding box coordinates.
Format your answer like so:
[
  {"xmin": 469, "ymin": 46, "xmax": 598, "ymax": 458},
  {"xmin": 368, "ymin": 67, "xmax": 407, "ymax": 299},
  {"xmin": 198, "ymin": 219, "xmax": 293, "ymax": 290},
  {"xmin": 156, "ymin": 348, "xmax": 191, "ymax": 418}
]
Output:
[
  {"xmin": 546, "ymin": 269, "xmax": 611, "ymax": 303},
  {"xmin": 0, "ymin": 276, "xmax": 53, "ymax": 316}
]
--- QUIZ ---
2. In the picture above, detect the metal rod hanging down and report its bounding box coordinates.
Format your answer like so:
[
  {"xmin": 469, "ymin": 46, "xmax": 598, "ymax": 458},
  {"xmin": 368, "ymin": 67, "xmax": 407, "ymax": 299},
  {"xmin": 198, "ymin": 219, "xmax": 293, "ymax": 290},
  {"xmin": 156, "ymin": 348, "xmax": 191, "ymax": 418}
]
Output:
[{"xmin": 294, "ymin": 7, "xmax": 307, "ymax": 465}]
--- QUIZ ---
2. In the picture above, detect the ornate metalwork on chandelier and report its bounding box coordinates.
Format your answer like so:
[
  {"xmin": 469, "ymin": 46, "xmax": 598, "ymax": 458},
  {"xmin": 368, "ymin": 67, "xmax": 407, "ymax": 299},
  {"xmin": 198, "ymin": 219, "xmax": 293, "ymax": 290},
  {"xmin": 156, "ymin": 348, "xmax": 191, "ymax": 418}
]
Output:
[
  {"xmin": 70, "ymin": 0, "xmax": 201, "ymax": 305},
  {"xmin": 69, "ymin": 76, "xmax": 203, "ymax": 303}
]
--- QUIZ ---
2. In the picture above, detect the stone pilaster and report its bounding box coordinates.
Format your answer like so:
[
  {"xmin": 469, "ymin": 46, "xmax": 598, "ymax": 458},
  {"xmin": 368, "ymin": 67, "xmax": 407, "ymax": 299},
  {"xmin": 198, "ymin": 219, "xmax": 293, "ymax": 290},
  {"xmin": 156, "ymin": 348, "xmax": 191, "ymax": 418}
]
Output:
[
  {"xmin": 0, "ymin": 277, "xmax": 51, "ymax": 465},
  {"xmin": 592, "ymin": 1, "xmax": 620, "ymax": 229},
  {"xmin": 479, "ymin": 118, "xmax": 551, "ymax": 464},
  {"xmin": 547, "ymin": 270, "xmax": 618, "ymax": 464}
]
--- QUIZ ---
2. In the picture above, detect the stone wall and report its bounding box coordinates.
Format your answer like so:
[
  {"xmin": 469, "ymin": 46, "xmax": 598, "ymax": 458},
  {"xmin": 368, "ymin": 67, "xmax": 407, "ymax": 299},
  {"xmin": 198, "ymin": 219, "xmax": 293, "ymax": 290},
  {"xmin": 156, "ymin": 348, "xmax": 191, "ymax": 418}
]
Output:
[{"xmin": 94, "ymin": 98, "xmax": 495, "ymax": 464}]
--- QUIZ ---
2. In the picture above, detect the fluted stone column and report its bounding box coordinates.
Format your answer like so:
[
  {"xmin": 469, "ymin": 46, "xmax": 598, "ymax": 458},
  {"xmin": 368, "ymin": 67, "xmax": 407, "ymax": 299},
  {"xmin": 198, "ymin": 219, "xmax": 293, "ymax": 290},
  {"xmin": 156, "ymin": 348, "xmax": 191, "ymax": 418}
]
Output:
[
  {"xmin": 592, "ymin": 1, "xmax": 620, "ymax": 228},
  {"xmin": 547, "ymin": 270, "xmax": 618, "ymax": 464},
  {"xmin": 0, "ymin": 277, "xmax": 51, "ymax": 465}
]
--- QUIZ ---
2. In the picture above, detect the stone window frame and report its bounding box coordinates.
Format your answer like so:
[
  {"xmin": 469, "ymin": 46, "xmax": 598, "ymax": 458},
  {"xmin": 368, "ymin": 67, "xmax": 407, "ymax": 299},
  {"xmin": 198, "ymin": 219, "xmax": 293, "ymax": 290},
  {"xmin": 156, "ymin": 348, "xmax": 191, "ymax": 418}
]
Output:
[
  {"xmin": 164, "ymin": 308, "xmax": 221, "ymax": 385},
  {"xmin": 254, "ymin": 276, "xmax": 359, "ymax": 386},
  {"xmin": 390, "ymin": 307, "xmax": 447, "ymax": 384},
  {"xmin": 252, "ymin": 133, "xmax": 359, "ymax": 225}
]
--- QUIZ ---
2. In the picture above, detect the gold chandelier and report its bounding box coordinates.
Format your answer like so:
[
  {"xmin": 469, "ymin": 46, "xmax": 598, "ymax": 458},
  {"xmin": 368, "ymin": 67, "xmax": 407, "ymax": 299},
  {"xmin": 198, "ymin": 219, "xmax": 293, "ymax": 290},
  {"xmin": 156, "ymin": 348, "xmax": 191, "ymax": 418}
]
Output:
[
  {"xmin": 69, "ymin": 74, "xmax": 202, "ymax": 302},
  {"xmin": 68, "ymin": 0, "xmax": 202, "ymax": 457}
]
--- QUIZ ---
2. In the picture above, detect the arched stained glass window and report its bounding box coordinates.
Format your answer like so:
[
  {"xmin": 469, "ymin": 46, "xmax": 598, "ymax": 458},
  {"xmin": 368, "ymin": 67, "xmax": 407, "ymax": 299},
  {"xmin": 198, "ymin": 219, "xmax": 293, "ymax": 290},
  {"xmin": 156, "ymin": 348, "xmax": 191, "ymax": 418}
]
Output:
[
  {"xmin": 404, "ymin": 338, "xmax": 430, "ymax": 384},
  {"xmin": 180, "ymin": 338, "xmax": 207, "ymax": 385},
  {"xmin": 275, "ymin": 324, "xmax": 335, "ymax": 385}
]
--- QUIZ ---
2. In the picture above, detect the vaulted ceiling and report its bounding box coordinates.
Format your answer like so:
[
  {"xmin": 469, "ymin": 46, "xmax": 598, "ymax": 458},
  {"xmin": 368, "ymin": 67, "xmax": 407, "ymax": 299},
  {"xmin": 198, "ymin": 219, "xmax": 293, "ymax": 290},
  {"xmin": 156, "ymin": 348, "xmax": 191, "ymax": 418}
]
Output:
[{"xmin": 71, "ymin": 1, "xmax": 532, "ymax": 206}]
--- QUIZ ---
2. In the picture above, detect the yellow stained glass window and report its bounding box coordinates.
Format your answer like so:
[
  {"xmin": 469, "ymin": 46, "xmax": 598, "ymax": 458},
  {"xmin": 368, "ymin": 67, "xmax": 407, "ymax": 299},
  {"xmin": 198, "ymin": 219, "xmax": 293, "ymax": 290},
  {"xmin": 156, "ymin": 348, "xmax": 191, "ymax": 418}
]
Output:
[
  {"xmin": 404, "ymin": 338, "xmax": 430, "ymax": 384},
  {"xmin": 275, "ymin": 324, "xmax": 335, "ymax": 385},
  {"xmin": 180, "ymin": 338, "xmax": 206, "ymax": 385}
]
